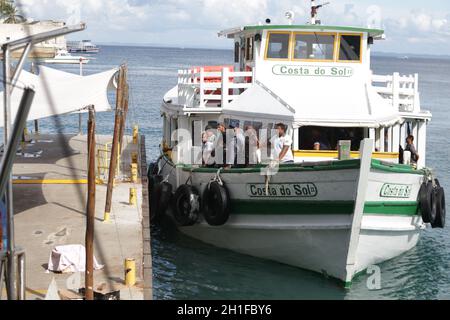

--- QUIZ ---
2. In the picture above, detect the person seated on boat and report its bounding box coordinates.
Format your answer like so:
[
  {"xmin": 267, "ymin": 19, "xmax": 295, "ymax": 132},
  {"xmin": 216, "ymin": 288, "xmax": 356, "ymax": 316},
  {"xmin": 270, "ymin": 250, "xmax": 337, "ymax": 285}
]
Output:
[
  {"xmin": 271, "ymin": 123, "xmax": 294, "ymax": 164},
  {"xmin": 202, "ymin": 125, "xmax": 216, "ymax": 167},
  {"xmin": 278, "ymin": 42, "xmax": 289, "ymax": 59},
  {"xmin": 405, "ymin": 135, "xmax": 420, "ymax": 166},
  {"xmin": 311, "ymin": 128, "xmax": 331, "ymax": 151}
]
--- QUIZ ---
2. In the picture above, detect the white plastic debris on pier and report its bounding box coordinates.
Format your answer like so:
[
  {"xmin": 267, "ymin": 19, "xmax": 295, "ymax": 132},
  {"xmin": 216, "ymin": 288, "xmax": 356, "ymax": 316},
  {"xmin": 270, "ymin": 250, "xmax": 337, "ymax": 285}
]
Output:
[
  {"xmin": 47, "ymin": 244, "xmax": 104, "ymax": 273},
  {"xmin": 0, "ymin": 66, "xmax": 118, "ymax": 127}
]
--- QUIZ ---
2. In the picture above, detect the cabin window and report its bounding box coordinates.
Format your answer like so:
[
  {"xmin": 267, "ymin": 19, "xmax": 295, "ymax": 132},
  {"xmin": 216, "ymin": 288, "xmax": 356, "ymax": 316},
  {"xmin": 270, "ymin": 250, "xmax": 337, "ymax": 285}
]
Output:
[
  {"xmin": 298, "ymin": 127, "xmax": 365, "ymax": 151},
  {"xmin": 245, "ymin": 37, "xmax": 254, "ymax": 61},
  {"xmin": 338, "ymin": 34, "xmax": 362, "ymax": 62},
  {"xmin": 293, "ymin": 33, "xmax": 335, "ymax": 61},
  {"xmin": 234, "ymin": 42, "xmax": 240, "ymax": 63},
  {"xmin": 266, "ymin": 32, "xmax": 291, "ymax": 59},
  {"xmin": 224, "ymin": 118, "xmax": 241, "ymax": 129}
]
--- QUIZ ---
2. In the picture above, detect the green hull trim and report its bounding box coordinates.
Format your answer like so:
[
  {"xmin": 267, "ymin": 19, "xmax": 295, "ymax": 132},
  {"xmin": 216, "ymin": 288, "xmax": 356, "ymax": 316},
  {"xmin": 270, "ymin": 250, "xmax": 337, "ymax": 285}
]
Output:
[
  {"xmin": 364, "ymin": 201, "xmax": 419, "ymax": 216},
  {"xmin": 229, "ymin": 200, "xmax": 420, "ymax": 217},
  {"xmin": 182, "ymin": 159, "xmax": 360, "ymax": 174},
  {"xmin": 371, "ymin": 160, "xmax": 424, "ymax": 175},
  {"xmin": 231, "ymin": 200, "xmax": 355, "ymax": 215}
]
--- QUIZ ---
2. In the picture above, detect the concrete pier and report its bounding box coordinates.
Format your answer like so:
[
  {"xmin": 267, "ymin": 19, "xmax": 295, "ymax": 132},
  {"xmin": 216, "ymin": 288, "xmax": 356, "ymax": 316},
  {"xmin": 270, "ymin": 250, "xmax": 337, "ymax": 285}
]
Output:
[{"xmin": 1, "ymin": 133, "xmax": 151, "ymax": 300}]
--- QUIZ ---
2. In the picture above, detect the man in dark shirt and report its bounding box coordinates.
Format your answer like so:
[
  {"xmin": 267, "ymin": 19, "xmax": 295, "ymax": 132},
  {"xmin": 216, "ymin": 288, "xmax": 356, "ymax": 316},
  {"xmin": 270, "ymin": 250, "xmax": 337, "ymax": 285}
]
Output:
[{"xmin": 405, "ymin": 135, "xmax": 419, "ymax": 165}]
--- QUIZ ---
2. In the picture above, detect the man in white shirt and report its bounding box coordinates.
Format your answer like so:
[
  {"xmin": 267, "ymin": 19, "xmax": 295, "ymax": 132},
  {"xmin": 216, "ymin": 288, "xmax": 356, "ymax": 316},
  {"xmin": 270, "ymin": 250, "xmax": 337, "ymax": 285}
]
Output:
[{"xmin": 271, "ymin": 123, "xmax": 294, "ymax": 163}]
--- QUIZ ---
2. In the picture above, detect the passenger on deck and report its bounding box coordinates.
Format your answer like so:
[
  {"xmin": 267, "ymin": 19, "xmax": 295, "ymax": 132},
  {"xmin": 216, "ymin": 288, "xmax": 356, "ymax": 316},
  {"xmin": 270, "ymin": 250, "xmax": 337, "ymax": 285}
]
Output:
[
  {"xmin": 245, "ymin": 125, "xmax": 261, "ymax": 165},
  {"xmin": 217, "ymin": 123, "xmax": 232, "ymax": 169},
  {"xmin": 312, "ymin": 128, "xmax": 331, "ymax": 150},
  {"xmin": 271, "ymin": 123, "xmax": 294, "ymax": 164},
  {"xmin": 202, "ymin": 125, "xmax": 216, "ymax": 167},
  {"xmin": 405, "ymin": 135, "xmax": 419, "ymax": 166},
  {"xmin": 233, "ymin": 126, "xmax": 246, "ymax": 167}
]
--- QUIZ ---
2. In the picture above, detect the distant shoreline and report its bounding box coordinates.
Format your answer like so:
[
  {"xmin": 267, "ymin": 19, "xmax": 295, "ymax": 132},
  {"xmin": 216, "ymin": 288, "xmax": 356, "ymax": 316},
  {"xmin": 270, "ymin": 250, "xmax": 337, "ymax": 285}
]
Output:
[{"xmin": 95, "ymin": 42, "xmax": 450, "ymax": 60}]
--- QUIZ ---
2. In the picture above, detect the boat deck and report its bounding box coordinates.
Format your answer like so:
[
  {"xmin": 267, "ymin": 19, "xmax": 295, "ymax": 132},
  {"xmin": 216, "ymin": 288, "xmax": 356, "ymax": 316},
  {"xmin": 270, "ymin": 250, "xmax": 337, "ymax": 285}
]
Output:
[{"xmin": 1, "ymin": 133, "xmax": 152, "ymax": 300}]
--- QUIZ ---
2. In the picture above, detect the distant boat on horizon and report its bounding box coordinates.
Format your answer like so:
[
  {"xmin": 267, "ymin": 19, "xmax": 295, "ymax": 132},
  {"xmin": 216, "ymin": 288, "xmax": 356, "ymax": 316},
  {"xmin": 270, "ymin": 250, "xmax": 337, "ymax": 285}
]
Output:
[{"xmin": 67, "ymin": 40, "xmax": 100, "ymax": 54}]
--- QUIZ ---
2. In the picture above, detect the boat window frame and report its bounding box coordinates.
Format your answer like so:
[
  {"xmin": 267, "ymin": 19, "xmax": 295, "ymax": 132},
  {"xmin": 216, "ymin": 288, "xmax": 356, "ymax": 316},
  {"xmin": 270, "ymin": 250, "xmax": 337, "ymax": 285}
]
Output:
[
  {"xmin": 337, "ymin": 33, "xmax": 363, "ymax": 63},
  {"xmin": 264, "ymin": 31, "xmax": 292, "ymax": 61},
  {"xmin": 291, "ymin": 32, "xmax": 337, "ymax": 62}
]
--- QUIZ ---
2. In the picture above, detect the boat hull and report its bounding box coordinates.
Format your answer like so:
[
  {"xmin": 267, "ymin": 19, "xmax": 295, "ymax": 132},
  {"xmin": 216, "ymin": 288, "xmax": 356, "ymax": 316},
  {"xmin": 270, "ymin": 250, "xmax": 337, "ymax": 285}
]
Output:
[{"xmin": 157, "ymin": 156, "xmax": 425, "ymax": 284}]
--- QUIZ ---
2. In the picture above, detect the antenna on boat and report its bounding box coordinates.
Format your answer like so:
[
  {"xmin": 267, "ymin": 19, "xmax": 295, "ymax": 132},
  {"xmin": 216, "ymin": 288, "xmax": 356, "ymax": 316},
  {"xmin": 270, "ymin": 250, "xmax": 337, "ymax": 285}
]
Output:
[{"xmin": 310, "ymin": 0, "xmax": 330, "ymax": 25}]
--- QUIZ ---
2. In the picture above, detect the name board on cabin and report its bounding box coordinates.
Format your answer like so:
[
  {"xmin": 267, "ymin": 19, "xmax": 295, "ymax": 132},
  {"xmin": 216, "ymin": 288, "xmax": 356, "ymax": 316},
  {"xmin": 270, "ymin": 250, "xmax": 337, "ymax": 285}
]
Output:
[{"xmin": 272, "ymin": 65, "xmax": 354, "ymax": 78}]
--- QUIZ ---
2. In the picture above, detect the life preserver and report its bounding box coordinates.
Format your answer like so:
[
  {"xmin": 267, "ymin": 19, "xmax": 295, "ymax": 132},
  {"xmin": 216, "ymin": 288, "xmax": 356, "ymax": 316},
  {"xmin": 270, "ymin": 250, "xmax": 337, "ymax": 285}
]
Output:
[
  {"xmin": 172, "ymin": 185, "xmax": 200, "ymax": 226},
  {"xmin": 419, "ymin": 181, "xmax": 437, "ymax": 224},
  {"xmin": 150, "ymin": 181, "xmax": 172, "ymax": 223},
  {"xmin": 203, "ymin": 181, "xmax": 231, "ymax": 226},
  {"xmin": 432, "ymin": 186, "xmax": 446, "ymax": 229}
]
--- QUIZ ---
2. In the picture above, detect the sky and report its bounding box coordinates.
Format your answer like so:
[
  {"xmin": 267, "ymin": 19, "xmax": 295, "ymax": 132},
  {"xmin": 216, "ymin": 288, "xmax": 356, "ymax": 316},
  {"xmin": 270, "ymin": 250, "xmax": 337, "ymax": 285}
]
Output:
[{"xmin": 15, "ymin": 0, "xmax": 450, "ymax": 55}]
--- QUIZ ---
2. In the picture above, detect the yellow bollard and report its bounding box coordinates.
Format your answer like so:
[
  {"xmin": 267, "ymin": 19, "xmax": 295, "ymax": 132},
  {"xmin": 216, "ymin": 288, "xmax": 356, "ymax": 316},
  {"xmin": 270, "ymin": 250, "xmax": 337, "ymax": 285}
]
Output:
[
  {"xmin": 131, "ymin": 163, "xmax": 138, "ymax": 183},
  {"xmin": 133, "ymin": 125, "xmax": 139, "ymax": 144},
  {"xmin": 124, "ymin": 258, "xmax": 136, "ymax": 287},
  {"xmin": 103, "ymin": 211, "xmax": 110, "ymax": 223},
  {"xmin": 131, "ymin": 152, "xmax": 138, "ymax": 164},
  {"xmin": 129, "ymin": 188, "xmax": 137, "ymax": 206},
  {"xmin": 24, "ymin": 127, "xmax": 29, "ymax": 136}
]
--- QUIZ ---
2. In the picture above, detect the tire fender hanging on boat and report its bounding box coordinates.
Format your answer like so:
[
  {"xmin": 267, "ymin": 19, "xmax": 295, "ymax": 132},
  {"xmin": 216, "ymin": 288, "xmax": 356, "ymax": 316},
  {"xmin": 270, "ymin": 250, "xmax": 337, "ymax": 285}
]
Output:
[
  {"xmin": 432, "ymin": 180, "xmax": 446, "ymax": 229},
  {"xmin": 150, "ymin": 180, "xmax": 172, "ymax": 223},
  {"xmin": 419, "ymin": 181, "xmax": 437, "ymax": 224},
  {"xmin": 203, "ymin": 181, "xmax": 231, "ymax": 226},
  {"xmin": 172, "ymin": 185, "xmax": 200, "ymax": 226}
]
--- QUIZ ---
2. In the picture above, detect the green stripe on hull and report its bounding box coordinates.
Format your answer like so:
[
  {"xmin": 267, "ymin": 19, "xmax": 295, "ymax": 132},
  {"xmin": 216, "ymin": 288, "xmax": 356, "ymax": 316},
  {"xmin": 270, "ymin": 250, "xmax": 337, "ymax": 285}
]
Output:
[
  {"xmin": 230, "ymin": 200, "xmax": 420, "ymax": 217},
  {"xmin": 364, "ymin": 201, "xmax": 419, "ymax": 216},
  {"xmin": 231, "ymin": 200, "xmax": 355, "ymax": 215}
]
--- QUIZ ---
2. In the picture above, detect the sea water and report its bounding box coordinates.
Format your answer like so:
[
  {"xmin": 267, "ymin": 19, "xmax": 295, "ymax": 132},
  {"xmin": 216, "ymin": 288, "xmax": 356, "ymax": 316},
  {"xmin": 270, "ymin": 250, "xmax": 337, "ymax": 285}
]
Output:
[{"xmin": 2, "ymin": 46, "xmax": 449, "ymax": 299}]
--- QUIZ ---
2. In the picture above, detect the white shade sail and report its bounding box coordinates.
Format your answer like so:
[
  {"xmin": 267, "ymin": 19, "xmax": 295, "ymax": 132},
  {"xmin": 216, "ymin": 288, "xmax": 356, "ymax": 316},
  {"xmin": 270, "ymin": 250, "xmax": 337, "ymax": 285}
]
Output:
[
  {"xmin": 0, "ymin": 66, "xmax": 118, "ymax": 127},
  {"xmin": 222, "ymin": 83, "xmax": 295, "ymax": 122}
]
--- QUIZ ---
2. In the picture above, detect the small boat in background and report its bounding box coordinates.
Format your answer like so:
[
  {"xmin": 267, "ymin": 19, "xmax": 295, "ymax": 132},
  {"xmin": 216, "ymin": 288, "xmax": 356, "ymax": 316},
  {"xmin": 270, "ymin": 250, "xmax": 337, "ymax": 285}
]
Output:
[
  {"xmin": 67, "ymin": 40, "xmax": 100, "ymax": 54},
  {"xmin": 44, "ymin": 49, "xmax": 90, "ymax": 64}
]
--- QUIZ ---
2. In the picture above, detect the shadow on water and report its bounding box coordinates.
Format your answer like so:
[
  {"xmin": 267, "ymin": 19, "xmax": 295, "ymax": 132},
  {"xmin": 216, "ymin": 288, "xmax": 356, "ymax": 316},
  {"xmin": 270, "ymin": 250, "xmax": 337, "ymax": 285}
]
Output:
[{"xmin": 151, "ymin": 216, "xmax": 348, "ymax": 300}]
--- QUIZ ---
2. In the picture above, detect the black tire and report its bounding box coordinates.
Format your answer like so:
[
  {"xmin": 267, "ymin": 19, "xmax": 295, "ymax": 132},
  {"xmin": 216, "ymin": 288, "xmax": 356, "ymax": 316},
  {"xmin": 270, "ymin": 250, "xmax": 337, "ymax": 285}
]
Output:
[
  {"xmin": 147, "ymin": 162, "xmax": 159, "ymax": 178},
  {"xmin": 419, "ymin": 181, "xmax": 437, "ymax": 224},
  {"xmin": 150, "ymin": 182, "xmax": 173, "ymax": 223},
  {"xmin": 149, "ymin": 174, "xmax": 163, "ymax": 195},
  {"xmin": 432, "ymin": 187, "xmax": 446, "ymax": 229},
  {"xmin": 203, "ymin": 181, "xmax": 230, "ymax": 226},
  {"xmin": 172, "ymin": 185, "xmax": 200, "ymax": 226}
]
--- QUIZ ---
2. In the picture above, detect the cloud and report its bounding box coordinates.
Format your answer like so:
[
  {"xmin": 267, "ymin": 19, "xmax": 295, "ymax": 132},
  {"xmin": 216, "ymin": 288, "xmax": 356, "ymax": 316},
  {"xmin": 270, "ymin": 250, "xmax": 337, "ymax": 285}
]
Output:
[{"xmin": 13, "ymin": 0, "xmax": 450, "ymax": 54}]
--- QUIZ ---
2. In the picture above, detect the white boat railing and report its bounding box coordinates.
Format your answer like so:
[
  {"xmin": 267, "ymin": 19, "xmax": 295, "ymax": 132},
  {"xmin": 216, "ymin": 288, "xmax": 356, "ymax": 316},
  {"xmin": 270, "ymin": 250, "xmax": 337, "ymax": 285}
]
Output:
[
  {"xmin": 178, "ymin": 67, "xmax": 253, "ymax": 109},
  {"xmin": 372, "ymin": 72, "xmax": 420, "ymax": 113}
]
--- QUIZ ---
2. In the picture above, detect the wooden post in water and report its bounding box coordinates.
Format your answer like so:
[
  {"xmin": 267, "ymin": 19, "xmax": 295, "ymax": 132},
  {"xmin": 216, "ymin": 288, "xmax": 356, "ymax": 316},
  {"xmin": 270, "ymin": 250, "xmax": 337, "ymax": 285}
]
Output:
[
  {"xmin": 85, "ymin": 106, "xmax": 96, "ymax": 300},
  {"xmin": 104, "ymin": 65, "xmax": 126, "ymax": 221}
]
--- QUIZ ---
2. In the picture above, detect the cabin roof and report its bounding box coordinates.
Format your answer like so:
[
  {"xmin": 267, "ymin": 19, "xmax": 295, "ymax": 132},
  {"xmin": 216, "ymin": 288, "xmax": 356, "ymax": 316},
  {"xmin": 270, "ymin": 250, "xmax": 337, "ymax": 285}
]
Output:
[{"xmin": 219, "ymin": 24, "xmax": 385, "ymax": 39}]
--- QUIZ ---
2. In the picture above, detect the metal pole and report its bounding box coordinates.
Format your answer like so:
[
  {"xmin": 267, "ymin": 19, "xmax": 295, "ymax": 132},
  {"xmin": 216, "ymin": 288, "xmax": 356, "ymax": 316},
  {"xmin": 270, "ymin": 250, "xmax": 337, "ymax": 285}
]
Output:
[
  {"xmin": 104, "ymin": 66, "xmax": 124, "ymax": 220},
  {"xmin": 30, "ymin": 63, "xmax": 39, "ymax": 135},
  {"xmin": 85, "ymin": 106, "xmax": 96, "ymax": 300},
  {"xmin": 2, "ymin": 45, "xmax": 16, "ymax": 300},
  {"xmin": 78, "ymin": 61, "xmax": 83, "ymax": 135},
  {"xmin": 17, "ymin": 252, "xmax": 26, "ymax": 300}
]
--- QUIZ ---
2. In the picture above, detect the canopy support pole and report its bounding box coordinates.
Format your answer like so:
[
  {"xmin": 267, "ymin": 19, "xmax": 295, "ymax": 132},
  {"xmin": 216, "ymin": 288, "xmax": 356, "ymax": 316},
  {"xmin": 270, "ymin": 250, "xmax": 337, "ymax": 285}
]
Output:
[
  {"xmin": 85, "ymin": 106, "xmax": 96, "ymax": 300},
  {"xmin": 104, "ymin": 65, "xmax": 126, "ymax": 220}
]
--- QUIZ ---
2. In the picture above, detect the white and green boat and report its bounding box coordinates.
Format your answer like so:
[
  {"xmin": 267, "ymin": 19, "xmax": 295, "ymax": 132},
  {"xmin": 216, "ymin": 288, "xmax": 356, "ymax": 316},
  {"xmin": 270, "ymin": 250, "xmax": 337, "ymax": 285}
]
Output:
[{"xmin": 149, "ymin": 3, "xmax": 446, "ymax": 286}]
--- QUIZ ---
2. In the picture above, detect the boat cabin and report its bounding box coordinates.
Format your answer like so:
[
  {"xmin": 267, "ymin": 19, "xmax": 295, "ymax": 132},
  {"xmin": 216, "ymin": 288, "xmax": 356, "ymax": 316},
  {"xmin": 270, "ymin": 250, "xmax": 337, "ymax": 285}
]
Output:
[{"xmin": 162, "ymin": 23, "xmax": 432, "ymax": 168}]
